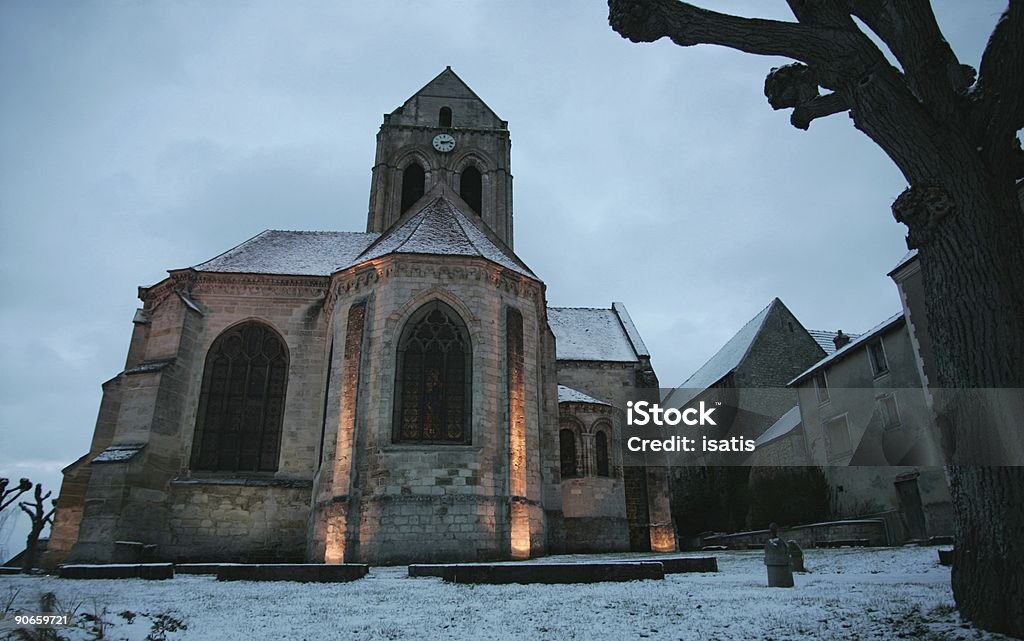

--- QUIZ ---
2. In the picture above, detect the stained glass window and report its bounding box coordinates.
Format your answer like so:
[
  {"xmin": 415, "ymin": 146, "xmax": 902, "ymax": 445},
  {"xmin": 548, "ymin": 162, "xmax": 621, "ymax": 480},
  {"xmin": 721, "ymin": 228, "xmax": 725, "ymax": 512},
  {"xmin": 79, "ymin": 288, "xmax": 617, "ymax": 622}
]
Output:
[
  {"xmin": 394, "ymin": 302, "xmax": 471, "ymax": 443},
  {"xmin": 191, "ymin": 322, "xmax": 288, "ymax": 472}
]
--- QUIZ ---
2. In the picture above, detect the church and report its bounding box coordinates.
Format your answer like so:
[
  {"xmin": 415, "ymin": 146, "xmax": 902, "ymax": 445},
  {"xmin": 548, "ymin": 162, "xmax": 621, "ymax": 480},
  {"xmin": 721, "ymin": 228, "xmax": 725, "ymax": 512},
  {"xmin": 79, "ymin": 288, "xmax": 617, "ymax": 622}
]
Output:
[{"xmin": 44, "ymin": 68, "xmax": 675, "ymax": 567}]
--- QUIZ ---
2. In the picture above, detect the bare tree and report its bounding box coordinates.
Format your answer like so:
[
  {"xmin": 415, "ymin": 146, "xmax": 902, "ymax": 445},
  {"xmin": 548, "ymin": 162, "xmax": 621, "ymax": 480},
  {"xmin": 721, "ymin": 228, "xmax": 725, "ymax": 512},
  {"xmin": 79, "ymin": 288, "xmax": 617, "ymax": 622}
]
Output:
[
  {"xmin": 18, "ymin": 484, "xmax": 55, "ymax": 573},
  {"xmin": 0, "ymin": 478, "xmax": 33, "ymax": 513},
  {"xmin": 608, "ymin": 0, "xmax": 1023, "ymax": 635}
]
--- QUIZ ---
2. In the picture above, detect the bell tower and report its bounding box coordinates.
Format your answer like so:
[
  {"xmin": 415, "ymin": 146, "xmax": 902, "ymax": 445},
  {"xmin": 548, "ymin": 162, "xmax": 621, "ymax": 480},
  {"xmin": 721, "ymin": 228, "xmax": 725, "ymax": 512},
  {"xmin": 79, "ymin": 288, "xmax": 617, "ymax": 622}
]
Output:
[{"xmin": 366, "ymin": 67, "xmax": 515, "ymax": 248}]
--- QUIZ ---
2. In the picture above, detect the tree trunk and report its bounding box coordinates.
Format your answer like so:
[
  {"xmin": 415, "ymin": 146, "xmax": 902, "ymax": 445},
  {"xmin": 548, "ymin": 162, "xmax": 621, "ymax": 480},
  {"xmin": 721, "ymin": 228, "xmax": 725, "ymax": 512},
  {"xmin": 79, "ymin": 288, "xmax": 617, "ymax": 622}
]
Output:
[{"xmin": 22, "ymin": 527, "xmax": 42, "ymax": 574}]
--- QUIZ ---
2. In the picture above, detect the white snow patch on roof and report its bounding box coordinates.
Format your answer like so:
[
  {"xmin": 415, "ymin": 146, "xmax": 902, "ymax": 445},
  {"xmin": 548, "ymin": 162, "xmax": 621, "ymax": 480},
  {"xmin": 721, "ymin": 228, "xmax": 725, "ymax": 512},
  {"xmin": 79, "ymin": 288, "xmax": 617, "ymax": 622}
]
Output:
[
  {"xmin": 889, "ymin": 249, "xmax": 919, "ymax": 275},
  {"xmin": 548, "ymin": 307, "xmax": 639, "ymax": 362},
  {"xmin": 807, "ymin": 330, "xmax": 862, "ymax": 355},
  {"xmin": 557, "ymin": 385, "xmax": 610, "ymax": 406},
  {"xmin": 349, "ymin": 197, "xmax": 535, "ymax": 277},
  {"xmin": 754, "ymin": 406, "xmax": 801, "ymax": 447},
  {"xmin": 194, "ymin": 230, "xmax": 379, "ymax": 276}
]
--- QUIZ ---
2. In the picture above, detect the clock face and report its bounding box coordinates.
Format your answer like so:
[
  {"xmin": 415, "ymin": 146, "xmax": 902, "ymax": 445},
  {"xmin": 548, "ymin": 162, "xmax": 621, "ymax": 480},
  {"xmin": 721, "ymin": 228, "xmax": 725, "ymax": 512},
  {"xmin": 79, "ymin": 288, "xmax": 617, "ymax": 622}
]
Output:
[{"xmin": 432, "ymin": 133, "xmax": 456, "ymax": 153}]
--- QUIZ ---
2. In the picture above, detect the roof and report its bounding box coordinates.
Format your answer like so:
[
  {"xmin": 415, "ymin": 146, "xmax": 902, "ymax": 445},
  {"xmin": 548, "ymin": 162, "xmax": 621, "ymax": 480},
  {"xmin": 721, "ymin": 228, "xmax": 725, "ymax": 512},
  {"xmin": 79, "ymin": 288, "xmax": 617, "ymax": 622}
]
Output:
[
  {"xmin": 557, "ymin": 385, "xmax": 610, "ymax": 406},
  {"xmin": 754, "ymin": 406, "xmax": 801, "ymax": 447},
  {"xmin": 807, "ymin": 329, "xmax": 862, "ymax": 355},
  {"xmin": 194, "ymin": 230, "xmax": 379, "ymax": 276},
  {"xmin": 888, "ymin": 249, "xmax": 919, "ymax": 276},
  {"xmin": 789, "ymin": 312, "xmax": 905, "ymax": 386},
  {"xmin": 664, "ymin": 299, "xmax": 778, "ymax": 407},
  {"xmin": 350, "ymin": 195, "xmax": 535, "ymax": 278},
  {"xmin": 547, "ymin": 306, "xmax": 643, "ymax": 362}
]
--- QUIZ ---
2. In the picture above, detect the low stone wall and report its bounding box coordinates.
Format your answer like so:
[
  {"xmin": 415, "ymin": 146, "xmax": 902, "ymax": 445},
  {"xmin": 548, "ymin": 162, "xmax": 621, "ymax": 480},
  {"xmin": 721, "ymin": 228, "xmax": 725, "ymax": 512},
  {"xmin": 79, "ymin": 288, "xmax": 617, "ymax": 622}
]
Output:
[
  {"xmin": 639, "ymin": 556, "xmax": 718, "ymax": 573},
  {"xmin": 701, "ymin": 519, "xmax": 887, "ymax": 549},
  {"xmin": 414, "ymin": 561, "xmax": 664, "ymax": 584},
  {"xmin": 59, "ymin": 564, "xmax": 174, "ymax": 580},
  {"xmin": 216, "ymin": 564, "xmax": 369, "ymax": 582}
]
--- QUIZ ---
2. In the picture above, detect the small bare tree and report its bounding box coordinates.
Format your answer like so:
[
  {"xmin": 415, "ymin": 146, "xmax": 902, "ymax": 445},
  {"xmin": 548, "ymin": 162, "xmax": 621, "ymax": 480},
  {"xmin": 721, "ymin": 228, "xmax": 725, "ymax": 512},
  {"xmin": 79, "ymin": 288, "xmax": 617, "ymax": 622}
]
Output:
[{"xmin": 18, "ymin": 484, "xmax": 55, "ymax": 573}]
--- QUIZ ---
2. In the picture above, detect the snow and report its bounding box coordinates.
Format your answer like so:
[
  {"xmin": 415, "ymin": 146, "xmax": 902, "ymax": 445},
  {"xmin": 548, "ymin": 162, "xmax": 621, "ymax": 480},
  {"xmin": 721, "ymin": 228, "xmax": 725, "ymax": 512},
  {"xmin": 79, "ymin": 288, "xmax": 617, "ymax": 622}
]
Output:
[
  {"xmin": 547, "ymin": 307, "xmax": 640, "ymax": 363},
  {"xmin": 557, "ymin": 385, "xmax": 610, "ymax": 406},
  {"xmin": 789, "ymin": 312, "xmax": 904, "ymax": 386},
  {"xmin": 754, "ymin": 406, "xmax": 801, "ymax": 447},
  {"xmin": 664, "ymin": 300, "xmax": 776, "ymax": 408},
  {"xmin": 806, "ymin": 329, "xmax": 864, "ymax": 355},
  {"xmin": 349, "ymin": 197, "xmax": 535, "ymax": 278},
  {"xmin": 91, "ymin": 445, "xmax": 145, "ymax": 463},
  {"xmin": 0, "ymin": 547, "xmax": 1010, "ymax": 640},
  {"xmin": 889, "ymin": 249, "xmax": 919, "ymax": 274},
  {"xmin": 193, "ymin": 230, "xmax": 379, "ymax": 276}
]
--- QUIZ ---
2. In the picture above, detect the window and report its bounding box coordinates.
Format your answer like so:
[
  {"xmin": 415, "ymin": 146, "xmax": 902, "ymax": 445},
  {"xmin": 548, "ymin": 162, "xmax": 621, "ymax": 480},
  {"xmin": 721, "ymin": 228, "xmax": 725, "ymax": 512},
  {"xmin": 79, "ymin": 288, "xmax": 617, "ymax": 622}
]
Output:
[
  {"xmin": 439, "ymin": 106, "xmax": 452, "ymax": 128},
  {"xmin": 394, "ymin": 302, "xmax": 471, "ymax": 443},
  {"xmin": 824, "ymin": 415, "xmax": 852, "ymax": 458},
  {"xmin": 460, "ymin": 166, "xmax": 482, "ymax": 215},
  {"xmin": 559, "ymin": 428, "xmax": 577, "ymax": 478},
  {"xmin": 868, "ymin": 339, "xmax": 889, "ymax": 377},
  {"xmin": 595, "ymin": 430, "xmax": 610, "ymax": 477},
  {"xmin": 400, "ymin": 163, "xmax": 425, "ymax": 214},
  {"xmin": 191, "ymin": 321, "xmax": 288, "ymax": 472},
  {"xmin": 878, "ymin": 393, "xmax": 901, "ymax": 429},
  {"xmin": 814, "ymin": 372, "xmax": 830, "ymax": 405}
]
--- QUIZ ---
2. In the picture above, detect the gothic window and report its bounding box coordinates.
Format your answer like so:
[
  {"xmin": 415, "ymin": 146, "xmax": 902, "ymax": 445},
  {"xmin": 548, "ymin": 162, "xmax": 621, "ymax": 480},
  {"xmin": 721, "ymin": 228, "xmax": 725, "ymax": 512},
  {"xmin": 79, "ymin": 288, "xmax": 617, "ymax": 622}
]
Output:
[
  {"xmin": 460, "ymin": 166, "xmax": 482, "ymax": 215},
  {"xmin": 191, "ymin": 321, "xmax": 288, "ymax": 473},
  {"xmin": 394, "ymin": 301, "xmax": 471, "ymax": 444},
  {"xmin": 400, "ymin": 162, "xmax": 425, "ymax": 214},
  {"xmin": 595, "ymin": 429, "xmax": 610, "ymax": 477},
  {"xmin": 439, "ymin": 106, "xmax": 452, "ymax": 128},
  {"xmin": 559, "ymin": 428, "xmax": 577, "ymax": 478}
]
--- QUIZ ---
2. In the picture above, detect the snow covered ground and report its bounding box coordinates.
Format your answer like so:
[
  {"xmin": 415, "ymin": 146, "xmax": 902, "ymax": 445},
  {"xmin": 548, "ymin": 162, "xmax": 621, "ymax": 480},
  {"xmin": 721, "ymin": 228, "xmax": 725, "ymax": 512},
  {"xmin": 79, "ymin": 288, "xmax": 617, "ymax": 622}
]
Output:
[{"xmin": 0, "ymin": 546, "xmax": 1012, "ymax": 641}]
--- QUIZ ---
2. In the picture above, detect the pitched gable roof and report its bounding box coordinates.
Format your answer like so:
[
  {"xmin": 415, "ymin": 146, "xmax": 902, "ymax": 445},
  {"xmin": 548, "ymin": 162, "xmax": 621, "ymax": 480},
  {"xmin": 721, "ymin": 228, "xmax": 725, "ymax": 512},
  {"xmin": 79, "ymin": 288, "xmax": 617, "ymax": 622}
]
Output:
[
  {"xmin": 347, "ymin": 191, "xmax": 535, "ymax": 277},
  {"xmin": 557, "ymin": 385, "xmax": 611, "ymax": 406},
  {"xmin": 789, "ymin": 312, "xmax": 905, "ymax": 386},
  {"xmin": 807, "ymin": 329, "xmax": 862, "ymax": 355},
  {"xmin": 389, "ymin": 66, "xmax": 505, "ymax": 129},
  {"xmin": 547, "ymin": 305, "xmax": 645, "ymax": 363},
  {"xmin": 193, "ymin": 230, "xmax": 379, "ymax": 276}
]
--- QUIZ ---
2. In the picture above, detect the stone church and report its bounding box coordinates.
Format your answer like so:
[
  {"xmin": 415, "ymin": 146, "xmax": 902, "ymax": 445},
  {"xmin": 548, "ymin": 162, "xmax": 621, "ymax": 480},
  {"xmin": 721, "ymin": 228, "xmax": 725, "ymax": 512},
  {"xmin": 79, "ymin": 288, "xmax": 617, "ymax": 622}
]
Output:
[{"xmin": 45, "ymin": 68, "xmax": 675, "ymax": 567}]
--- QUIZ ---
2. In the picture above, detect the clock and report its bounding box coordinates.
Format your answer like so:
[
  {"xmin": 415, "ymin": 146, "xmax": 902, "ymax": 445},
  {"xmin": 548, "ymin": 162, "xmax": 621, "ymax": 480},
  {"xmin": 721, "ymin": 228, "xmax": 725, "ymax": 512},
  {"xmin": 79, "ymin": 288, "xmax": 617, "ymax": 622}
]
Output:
[{"xmin": 432, "ymin": 133, "xmax": 456, "ymax": 153}]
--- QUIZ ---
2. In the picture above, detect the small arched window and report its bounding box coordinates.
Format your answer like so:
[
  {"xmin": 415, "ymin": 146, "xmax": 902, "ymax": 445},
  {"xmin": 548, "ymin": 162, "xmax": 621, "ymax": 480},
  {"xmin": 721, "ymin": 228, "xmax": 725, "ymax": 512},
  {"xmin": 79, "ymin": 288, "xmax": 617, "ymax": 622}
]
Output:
[
  {"xmin": 439, "ymin": 106, "xmax": 453, "ymax": 128},
  {"xmin": 460, "ymin": 166, "xmax": 482, "ymax": 215},
  {"xmin": 401, "ymin": 163, "xmax": 425, "ymax": 214},
  {"xmin": 394, "ymin": 301, "xmax": 471, "ymax": 443},
  {"xmin": 595, "ymin": 430, "xmax": 610, "ymax": 477},
  {"xmin": 191, "ymin": 321, "xmax": 288, "ymax": 472},
  {"xmin": 560, "ymin": 428, "xmax": 577, "ymax": 479}
]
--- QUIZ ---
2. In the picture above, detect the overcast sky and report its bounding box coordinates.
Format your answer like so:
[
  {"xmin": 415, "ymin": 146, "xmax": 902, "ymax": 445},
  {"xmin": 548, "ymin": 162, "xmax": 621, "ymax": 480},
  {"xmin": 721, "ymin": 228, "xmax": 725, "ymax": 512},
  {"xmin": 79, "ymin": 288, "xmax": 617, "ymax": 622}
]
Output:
[{"xmin": 0, "ymin": 1, "xmax": 1005, "ymax": 554}]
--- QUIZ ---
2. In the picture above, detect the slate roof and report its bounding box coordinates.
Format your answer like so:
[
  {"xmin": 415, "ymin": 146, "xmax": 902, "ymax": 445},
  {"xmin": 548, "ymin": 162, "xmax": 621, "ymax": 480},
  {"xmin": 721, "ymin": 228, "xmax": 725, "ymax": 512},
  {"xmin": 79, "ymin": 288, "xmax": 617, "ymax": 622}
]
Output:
[
  {"xmin": 754, "ymin": 405, "xmax": 801, "ymax": 447},
  {"xmin": 663, "ymin": 299, "xmax": 778, "ymax": 407},
  {"xmin": 557, "ymin": 385, "xmax": 611, "ymax": 406},
  {"xmin": 547, "ymin": 305, "xmax": 644, "ymax": 362},
  {"xmin": 888, "ymin": 249, "xmax": 919, "ymax": 275},
  {"xmin": 789, "ymin": 312, "xmax": 905, "ymax": 386},
  {"xmin": 349, "ymin": 196, "xmax": 535, "ymax": 277},
  {"xmin": 194, "ymin": 230, "xmax": 378, "ymax": 276},
  {"xmin": 807, "ymin": 329, "xmax": 862, "ymax": 355}
]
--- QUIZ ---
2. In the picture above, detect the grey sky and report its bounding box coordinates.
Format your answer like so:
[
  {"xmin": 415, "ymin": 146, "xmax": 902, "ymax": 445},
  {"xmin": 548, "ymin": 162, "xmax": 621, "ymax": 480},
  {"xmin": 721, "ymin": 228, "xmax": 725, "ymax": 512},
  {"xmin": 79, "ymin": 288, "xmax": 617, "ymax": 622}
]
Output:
[{"xmin": 0, "ymin": 1, "xmax": 1005, "ymax": 553}]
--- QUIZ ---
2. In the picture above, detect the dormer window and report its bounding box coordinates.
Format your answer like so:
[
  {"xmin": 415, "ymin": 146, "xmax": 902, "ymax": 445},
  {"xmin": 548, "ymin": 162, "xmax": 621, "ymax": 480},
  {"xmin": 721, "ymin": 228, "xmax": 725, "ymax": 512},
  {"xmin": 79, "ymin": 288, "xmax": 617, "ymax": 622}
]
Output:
[{"xmin": 439, "ymin": 106, "xmax": 452, "ymax": 128}]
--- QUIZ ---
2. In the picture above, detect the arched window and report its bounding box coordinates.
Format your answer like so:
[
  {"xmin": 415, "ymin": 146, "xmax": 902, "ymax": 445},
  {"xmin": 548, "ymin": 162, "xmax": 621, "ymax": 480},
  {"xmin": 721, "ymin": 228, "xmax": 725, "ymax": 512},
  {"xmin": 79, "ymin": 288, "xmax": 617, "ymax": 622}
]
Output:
[
  {"xmin": 400, "ymin": 163, "xmax": 425, "ymax": 214},
  {"xmin": 439, "ymin": 106, "xmax": 452, "ymax": 128},
  {"xmin": 394, "ymin": 301, "xmax": 471, "ymax": 443},
  {"xmin": 560, "ymin": 429, "xmax": 577, "ymax": 478},
  {"xmin": 595, "ymin": 430, "xmax": 610, "ymax": 477},
  {"xmin": 191, "ymin": 321, "xmax": 288, "ymax": 472},
  {"xmin": 460, "ymin": 166, "xmax": 482, "ymax": 215}
]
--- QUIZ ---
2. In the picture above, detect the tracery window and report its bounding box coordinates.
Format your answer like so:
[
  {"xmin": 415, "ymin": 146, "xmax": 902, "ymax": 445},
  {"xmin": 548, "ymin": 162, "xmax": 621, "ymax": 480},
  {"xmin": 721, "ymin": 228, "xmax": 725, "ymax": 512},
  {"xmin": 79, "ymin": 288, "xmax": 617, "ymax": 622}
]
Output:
[
  {"xmin": 394, "ymin": 302, "xmax": 471, "ymax": 443},
  {"xmin": 560, "ymin": 428, "xmax": 577, "ymax": 478},
  {"xmin": 401, "ymin": 162, "xmax": 425, "ymax": 214},
  {"xmin": 191, "ymin": 321, "xmax": 288, "ymax": 472}
]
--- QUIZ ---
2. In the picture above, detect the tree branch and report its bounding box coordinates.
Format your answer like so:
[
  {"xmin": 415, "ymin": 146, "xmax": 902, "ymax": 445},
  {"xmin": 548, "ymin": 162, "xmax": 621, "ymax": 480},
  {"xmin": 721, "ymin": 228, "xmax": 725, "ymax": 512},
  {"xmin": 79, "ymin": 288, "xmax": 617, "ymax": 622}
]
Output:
[
  {"xmin": 792, "ymin": 93, "xmax": 850, "ymax": 130},
  {"xmin": 608, "ymin": 0, "xmax": 852, "ymax": 64},
  {"xmin": 0, "ymin": 477, "xmax": 33, "ymax": 512},
  {"xmin": 850, "ymin": 0, "xmax": 972, "ymax": 119},
  {"xmin": 974, "ymin": 2, "xmax": 1024, "ymax": 157}
]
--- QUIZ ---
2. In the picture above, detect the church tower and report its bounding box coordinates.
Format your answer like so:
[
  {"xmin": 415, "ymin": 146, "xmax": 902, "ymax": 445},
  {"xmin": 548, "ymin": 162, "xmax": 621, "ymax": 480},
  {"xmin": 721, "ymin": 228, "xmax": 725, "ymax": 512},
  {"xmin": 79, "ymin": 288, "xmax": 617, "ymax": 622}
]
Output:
[{"xmin": 366, "ymin": 67, "xmax": 515, "ymax": 247}]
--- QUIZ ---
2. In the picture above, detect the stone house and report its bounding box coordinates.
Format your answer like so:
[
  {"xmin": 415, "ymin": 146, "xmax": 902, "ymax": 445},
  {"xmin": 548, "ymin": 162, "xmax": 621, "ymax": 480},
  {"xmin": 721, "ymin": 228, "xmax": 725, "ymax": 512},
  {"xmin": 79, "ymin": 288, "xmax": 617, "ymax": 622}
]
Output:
[{"xmin": 43, "ymin": 68, "xmax": 674, "ymax": 567}]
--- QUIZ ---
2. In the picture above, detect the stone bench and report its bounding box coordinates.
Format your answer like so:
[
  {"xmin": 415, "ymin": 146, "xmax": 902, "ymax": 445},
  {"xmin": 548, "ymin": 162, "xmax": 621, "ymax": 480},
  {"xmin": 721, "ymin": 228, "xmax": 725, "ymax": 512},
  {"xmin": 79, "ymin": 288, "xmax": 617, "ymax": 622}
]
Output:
[
  {"xmin": 640, "ymin": 556, "xmax": 718, "ymax": 573},
  {"xmin": 411, "ymin": 562, "xmax": 664, "ymax": 584},
  {"xmin": 216, "ymin": 564, "xmax": 369, "ymax": 583},
  {"xmin": 59, "ymin": 564, "xmax": 174, "ymax": 580}
]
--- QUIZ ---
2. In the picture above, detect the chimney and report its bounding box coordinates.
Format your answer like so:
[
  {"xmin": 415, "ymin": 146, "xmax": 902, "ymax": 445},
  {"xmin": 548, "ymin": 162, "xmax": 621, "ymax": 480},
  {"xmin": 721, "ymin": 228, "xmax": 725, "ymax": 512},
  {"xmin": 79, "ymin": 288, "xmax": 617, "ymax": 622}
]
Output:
[{"xmin": 833, "ymin": 330, "xmax": 851, "ymax": 350}]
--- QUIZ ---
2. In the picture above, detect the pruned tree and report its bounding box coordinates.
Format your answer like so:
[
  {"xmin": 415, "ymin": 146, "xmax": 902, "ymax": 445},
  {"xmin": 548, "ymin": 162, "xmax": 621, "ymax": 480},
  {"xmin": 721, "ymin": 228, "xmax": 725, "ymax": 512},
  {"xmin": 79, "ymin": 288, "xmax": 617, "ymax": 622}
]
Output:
[
  {"xmin": 1, "ymin": 477, "xmax": 33, "ymax": 513},
  {"xmin": 18, "ymin": 483, "xmax": 56, "ymax": 573},
  {"xmin": 608, "ymin": 0, "xmax": 1023, "ymax": 635}
]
